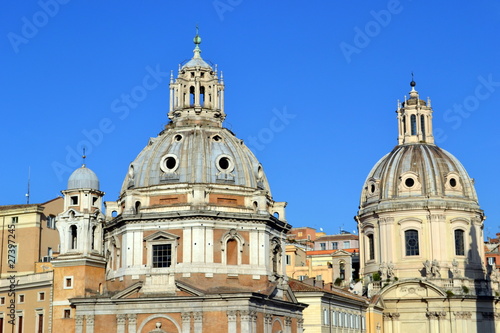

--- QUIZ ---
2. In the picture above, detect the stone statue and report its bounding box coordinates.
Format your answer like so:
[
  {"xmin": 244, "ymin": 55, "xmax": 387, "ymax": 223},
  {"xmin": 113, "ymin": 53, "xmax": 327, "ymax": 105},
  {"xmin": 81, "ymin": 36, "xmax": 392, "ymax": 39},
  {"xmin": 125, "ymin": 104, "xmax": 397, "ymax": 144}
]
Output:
[
  {"xmin": 424, "ymin": 260, "xmax": 431, "ymax": 277},
  {"xmin": 431, "ymin": 259, "xmax": 441, "ymax": 278},
  {"xmin": 379, "ymin": 262, "xmax": 388, "ymax": 280},
  {"xmin": 452, "ymin": 258, "xmax": 461, "ymax": 278},
  {"xmin": 387, "ymin": 262, "xmax": 395, "ymax": 278}
]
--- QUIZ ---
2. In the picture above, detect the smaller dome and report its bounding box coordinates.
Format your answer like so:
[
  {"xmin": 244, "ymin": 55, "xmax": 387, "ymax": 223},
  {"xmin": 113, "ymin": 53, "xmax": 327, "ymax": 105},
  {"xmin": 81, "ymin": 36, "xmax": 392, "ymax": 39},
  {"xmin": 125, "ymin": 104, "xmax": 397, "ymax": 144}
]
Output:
[{"xmin": 68, "ymin": 165, "xmax": 99, "ymax": 190}]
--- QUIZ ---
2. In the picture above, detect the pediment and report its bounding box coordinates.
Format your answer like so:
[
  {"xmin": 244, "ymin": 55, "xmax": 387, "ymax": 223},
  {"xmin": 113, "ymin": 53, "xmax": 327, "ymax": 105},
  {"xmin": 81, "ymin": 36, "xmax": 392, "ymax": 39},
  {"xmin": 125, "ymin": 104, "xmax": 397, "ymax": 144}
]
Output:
[
  {"xmin": 144, "ymin": 231, "xmax": 180, "ymax": 242},
  {"xmin": 380, "ymin": 280, "xmax": 446, "ymax": 300},
  {"xmin": 332, "ymin": 250, "xmax": 352, "ymax": 257}
]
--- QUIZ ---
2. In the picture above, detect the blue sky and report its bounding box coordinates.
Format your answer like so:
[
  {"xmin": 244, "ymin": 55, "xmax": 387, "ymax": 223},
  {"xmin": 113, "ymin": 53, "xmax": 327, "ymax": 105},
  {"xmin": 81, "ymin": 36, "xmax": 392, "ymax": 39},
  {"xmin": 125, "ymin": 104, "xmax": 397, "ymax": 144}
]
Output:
[{"xmin": 1, "ymin": 1, "xmax": 500, "ymax": 238}]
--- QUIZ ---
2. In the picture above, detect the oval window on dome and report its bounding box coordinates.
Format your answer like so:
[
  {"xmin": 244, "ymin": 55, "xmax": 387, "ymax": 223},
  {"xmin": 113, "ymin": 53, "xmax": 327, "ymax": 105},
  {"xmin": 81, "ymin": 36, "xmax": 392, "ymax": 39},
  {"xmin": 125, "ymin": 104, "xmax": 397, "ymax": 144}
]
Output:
[
  {"xmin": 449, "ymin": 178, "xmax": 457, "ymax": 188},
  {"xmin": 405, "ymin": 178, "xmax": 415, "ymax": 188},
  {"xmin": 219, "ymin": 157, "xmax": 230, "ymax": 170},
  {"xmin": 174, "ymin": 134, "xmax": 183, "ymax": 142},
  {"xmin": 160, "ymin": 154, "xmax": 179, "ymax": 173},
  {"xmin": 212, "ymin": 135, "xmax": 222, "ymax": 142}
]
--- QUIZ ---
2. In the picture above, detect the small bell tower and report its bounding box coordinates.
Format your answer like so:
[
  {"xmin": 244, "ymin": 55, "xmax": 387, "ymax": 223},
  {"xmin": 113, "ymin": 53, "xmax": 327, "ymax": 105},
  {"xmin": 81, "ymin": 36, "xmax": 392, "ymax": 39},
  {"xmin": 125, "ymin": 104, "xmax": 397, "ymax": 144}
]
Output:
[{"xmin": 52, "ymin": 162, "xmax": 106, "ymax": 329}]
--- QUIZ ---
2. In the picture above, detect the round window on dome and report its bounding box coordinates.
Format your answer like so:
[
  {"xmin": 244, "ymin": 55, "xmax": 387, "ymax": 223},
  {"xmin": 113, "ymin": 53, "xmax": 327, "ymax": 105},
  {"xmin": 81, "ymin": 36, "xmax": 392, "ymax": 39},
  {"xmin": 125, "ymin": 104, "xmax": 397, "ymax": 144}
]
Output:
[
  {"xmin": 174, "ymin": 134, "xmax": 183, "ymax": 142},
  {"xmin": 216, "ymin": 155, "xmax": 234, "ymax": 173},
  {"xmin": 160, "ymin": 154, "xmax": 179, "ymax": 173},
  {"xmin": 212, "ymin": 135, "xmax": 222, "ymax": 142},
  {"xmin": 405, "ymin": 178, "xmax": 415, "ymax": 188}
]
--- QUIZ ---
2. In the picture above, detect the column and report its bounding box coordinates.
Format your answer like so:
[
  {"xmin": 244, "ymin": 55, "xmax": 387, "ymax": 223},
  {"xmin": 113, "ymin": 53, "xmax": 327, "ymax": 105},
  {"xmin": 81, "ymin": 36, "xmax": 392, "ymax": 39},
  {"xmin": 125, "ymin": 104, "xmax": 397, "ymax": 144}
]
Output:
[
  {"xmin": 390, "ymin": 313, "xmax": 400, "ymax": 333},
  {"xmin": 263, "ymin": 314, "xmax": 272, "ymax": 333},
  {"xmin": 85, "ymin": 315, "xmax": 95, "ymax": 333},
  {"xmin": 284, "ymin": 317, "xmax": 292, "ymax": 333},
  {"xmin": 75, "ymin": 315, "xmax": 84, "ymax": 333},
  {"xmin": 297, "ymin": 318, "xmax": 304, "ymax": 333},
  {"xmin": 240, "ymin": 310, "xmax": 252, "ymax": 333},
  {"xmin": 116, "ymin": 314, "xmax": 126, "ymax": 333},
  {"xmin": 127, "ymin": 314, "xmax": 137, "ymax": 333},
  {"xmin": 437, "ymin": 312, "xmax": 447, "ymax": 333},
  {"xmin": 383, "ymin": 313, "xmax": 392, "ymax": 333},
  {"xmin": 426, "ymin": 312, "xmax": 438, "ymax": 332},
  {"xmin": 193, "ymin": 312, "xmax": 203, "ymax": 332},
  {"xmin": 227, "ymin": 311, "xmax": 238, "ymax": 333},
  {"xmin": 181, "ymin": 312, "xmax": 191, "ymax": 333}
]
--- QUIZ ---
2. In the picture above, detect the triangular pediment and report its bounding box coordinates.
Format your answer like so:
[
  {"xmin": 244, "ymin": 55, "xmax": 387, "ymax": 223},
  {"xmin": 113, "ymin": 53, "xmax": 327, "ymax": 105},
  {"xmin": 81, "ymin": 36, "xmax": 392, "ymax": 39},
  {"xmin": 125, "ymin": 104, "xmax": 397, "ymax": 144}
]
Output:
[
  {"xmin": 143, "ymin": 231, "xmax": 180, "ymax": 242},
  {"xmin": 110, "ymin": 281, "xmax": 143, "ymax": 299},
  {"xmin": 332, "ymin": 250, "xmax": 352, "ymax": 257}
]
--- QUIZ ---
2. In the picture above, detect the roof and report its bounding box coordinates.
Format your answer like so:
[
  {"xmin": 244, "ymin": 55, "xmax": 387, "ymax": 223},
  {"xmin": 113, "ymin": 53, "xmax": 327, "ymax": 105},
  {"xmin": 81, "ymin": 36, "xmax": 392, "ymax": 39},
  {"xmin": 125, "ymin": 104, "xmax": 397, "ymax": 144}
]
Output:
[
  {"xmin": 68, "ymin": 165, "xmax": 99, "ymax": 190},
  {"xmin": 306, "ymin": 248, "xmax": 358, "ymax": 256},
  {"xmin": 0, "ymin": 203, "xmax": 40, "ymax": 211},
  {"xmin": 289, "ymin": 279, "xmax": 368, "ymax": 303},
  {"xmin": 316, "ymin": 234, "xmax": 359, "ymax": 241}
]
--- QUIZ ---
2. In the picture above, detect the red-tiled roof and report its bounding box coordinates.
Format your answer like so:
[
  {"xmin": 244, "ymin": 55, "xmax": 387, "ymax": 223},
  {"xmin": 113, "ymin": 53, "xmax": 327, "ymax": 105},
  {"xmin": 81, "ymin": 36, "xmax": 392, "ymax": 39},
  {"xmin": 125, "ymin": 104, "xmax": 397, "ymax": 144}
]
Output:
[
  {"xmin": 289, "ymin": 279, "xmax": 367, "ymax": 303},
  {"xmin": 306, "ymin": 248, "xmax": 359, "ymax": 256}
]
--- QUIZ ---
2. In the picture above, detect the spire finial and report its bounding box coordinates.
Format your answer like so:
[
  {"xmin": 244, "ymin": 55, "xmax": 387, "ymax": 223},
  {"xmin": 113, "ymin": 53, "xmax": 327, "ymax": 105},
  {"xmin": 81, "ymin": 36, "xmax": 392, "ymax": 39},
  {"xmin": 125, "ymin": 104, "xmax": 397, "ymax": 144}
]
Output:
[
  {"xmin": 82, "ymin": 147, "xmax": 86, "ymax": 167},
  {"xmin": 410, "ymin": 72, "xmax": 416, "ymax": 91}
]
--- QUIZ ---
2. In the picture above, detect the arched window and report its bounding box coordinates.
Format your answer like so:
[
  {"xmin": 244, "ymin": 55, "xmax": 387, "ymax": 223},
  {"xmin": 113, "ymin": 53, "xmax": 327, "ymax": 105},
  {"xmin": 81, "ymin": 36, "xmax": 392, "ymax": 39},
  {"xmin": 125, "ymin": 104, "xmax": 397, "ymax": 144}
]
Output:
[
  {"xmin": 226, "ymin": 239, "xmax": 238, "ymax": 265},
  {"xmin": 368, "ymin": 234, "xmax": 375, "ymax": 260},
  {"xmin": 91, "ymin": 226, "xmax": 97, "ymax": 250},
  {"xmin": 70, "ymin": 225, "xmax": 78, "ymax": 250},
  {"xmin": 420, "ymin": 115, "xmax": 426, "ymax": 140},
  {"xmin": 189, "ymin": 86, "xmax": 195, "ymax": 106},
  {"xmin": 135, "ymin": 201, "xmax": 141, "ymax": 214},
  {"xmin": 410, "ymin": 115, "xmax": 417, "ymax": 135},
  {"xmin": 339, "ymin": 261, "xmax": 345, "ymax": 280},
  {"xmin": 455, "ymin": 229, "xmax": 465, "ymax": 255},
  {"xmin": 200, "ymin": 86, "xmax": 205, "ymax": 106},
  {"xmin": 405, "ymin": 229, "xmax": 419, "ymax": 256},
  {"xmin": 402, "ymin": 115, "xmax": 406, "ymax": 134}
]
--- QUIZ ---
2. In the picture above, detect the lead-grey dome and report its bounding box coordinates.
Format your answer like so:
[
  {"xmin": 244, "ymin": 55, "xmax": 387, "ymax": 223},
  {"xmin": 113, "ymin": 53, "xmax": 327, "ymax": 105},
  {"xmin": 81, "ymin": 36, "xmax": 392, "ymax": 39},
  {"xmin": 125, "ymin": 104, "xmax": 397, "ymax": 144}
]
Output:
[
  {"xmin": 68, "ymin": 165, "xmax": 100, "ymax": 190},
  {"xmin": 359, "ymin": 144, "xmax": 479, "ymax": 209},
  {"xmin": 122, "ymin": 127, "xmax": 270, "ymax": 194}
]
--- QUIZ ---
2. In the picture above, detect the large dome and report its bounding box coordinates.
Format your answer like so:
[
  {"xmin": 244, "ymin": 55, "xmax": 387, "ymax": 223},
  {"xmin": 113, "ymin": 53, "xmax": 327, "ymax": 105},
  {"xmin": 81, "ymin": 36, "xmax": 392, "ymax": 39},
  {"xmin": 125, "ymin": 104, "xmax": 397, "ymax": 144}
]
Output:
[
  {"xmin": 68, "ymin": 165, "xmax": 99, "ymax": 190},
  {"xmin": 122, "ymin": 126, "xmax": 270, "ymax": 194},
  {"xmin": 359, "ymin": 144, "xmax": 479, "ymax": 210}
]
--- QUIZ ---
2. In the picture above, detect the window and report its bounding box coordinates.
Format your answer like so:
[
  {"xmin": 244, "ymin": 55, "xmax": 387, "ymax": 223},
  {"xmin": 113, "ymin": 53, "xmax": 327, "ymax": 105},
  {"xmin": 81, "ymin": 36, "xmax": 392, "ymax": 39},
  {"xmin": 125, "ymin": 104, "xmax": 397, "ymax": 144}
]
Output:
[
  {"xmin": 38, "ymin": 292, "xmax": 45, "ymax": 301},
  {"xmin": 18, "ymin": 294, "xmax": 24, "ymax": 303},
  {"xmin": 17, "ymin": 315, "xmax": 23, "ymax": 333},
  {"xmin": 70, "ymin": 225, "xmax": 78, "ymax": 250},
  {"xmin": 421, "ymin": 115, "xmax": 426, "ymax": 140},
  {"xmin": 332, "ymin": 242, "xmax": 338, "ymax": 250},
  {"xmin": 298, "ymin": 232, "xmax": 303, "ymax": 237},
  {"xmin": 323, "ymin": 309, "xmax": 329, "ymax": 325},
  {"xmin": 298, "ymin": 275, "xmax": 307, "ymax": 281},
  {"xmin": 0, "ymin": 297, "xmax": 5, "ymax": 305},
  {"xmin": 226, "ymin": 239, "xmax": 238, "ymax": 265},
  {"xmin": 332, "ymin": 311, "xmax": 337, "ymax": 326},
  {"xmin": 63, "ymin": 309, "xmax": 71, "ymax": 319},
  {"xmin": 316, "ymin": 274, "xmax": 322, "ymax": 281},
  {"xmin": 9, "ymin": 244, "xmax": 18, "ymax": 264},
  {"xmin": 64, "ymin": 276, "xmax": 73, "ymax": 289},
  {"xmin": 92, "ymin": 196, "xmax": 98, "ymax": 206},
  {"xmin": 410, "ymin": 114, "xmax": 417, "ymax": 135},
  {"xmin": 455, "ymin": 229, "xmax": 465, "ymax": 256},
  {"xmin": 70, "ymin": 196, "xmax": 78, "ymax": 205},
  {"xmin": 11, "ymin": 216, "xmax": 18, "ymax": 224},
  {"xmin": 152, "ymin": 244, "xmax": 172, "ymax": 268},
  {"xmin": 488, "ymin": 257, "xmax": 496, "ymax": 266},
  {"xmin": 368, "ymin": 234, "xmax": 375, "ymax": 260},
  {"xmin": 47, "ymin": 215, "xmax": 56, "ymax": 229},
  {"xmin": 320, "ymin": 243, "xmax": 326, "ymax": 250},
  {"xmin": 343, "ymin": 241, "xmax": 350, "ymax": 248},
  {"xmin": 339, "ymin": 261, "xmax": 345, "ymax": 280},
  {"xmin": 405, "ymin": 230, "xmax": 419, "ymax": 256},
  {"xmin": 37, "ymin": 314, "xmax": 43, "ymax": 333},
  {"xmin": 285, "ymin": 254, "xmax": 291, "ymax": 265}
]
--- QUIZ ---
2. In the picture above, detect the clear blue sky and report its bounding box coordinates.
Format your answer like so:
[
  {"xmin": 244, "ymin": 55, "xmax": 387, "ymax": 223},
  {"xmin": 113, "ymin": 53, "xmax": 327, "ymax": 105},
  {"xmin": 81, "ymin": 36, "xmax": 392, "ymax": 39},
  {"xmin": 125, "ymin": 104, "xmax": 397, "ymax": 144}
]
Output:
[{"xmin": 1, "ymin": 1, "xmax": 500, "ymax": 238}]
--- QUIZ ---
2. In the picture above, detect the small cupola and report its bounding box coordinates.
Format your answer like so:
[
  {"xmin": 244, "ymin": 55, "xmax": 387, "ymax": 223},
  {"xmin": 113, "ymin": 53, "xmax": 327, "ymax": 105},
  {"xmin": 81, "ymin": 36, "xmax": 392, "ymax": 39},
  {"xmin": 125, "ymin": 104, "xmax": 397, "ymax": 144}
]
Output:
[
  {"xmin": 396, "ymin": 79, "xmax": 435, "ymax": 145},
  {"xmin": 168, "ymin": 28, "xmax": 226, "ymax": 127}
]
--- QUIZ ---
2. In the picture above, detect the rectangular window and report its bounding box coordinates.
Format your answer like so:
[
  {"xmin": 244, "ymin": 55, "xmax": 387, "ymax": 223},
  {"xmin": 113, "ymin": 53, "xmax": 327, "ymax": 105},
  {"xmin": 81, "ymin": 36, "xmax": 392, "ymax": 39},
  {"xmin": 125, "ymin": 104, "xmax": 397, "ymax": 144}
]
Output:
[
  {"xmin": 343, "ymin": 241, "xmax": 350, "ymax": 248},
  {"xmin": 18, "ymin": 295, "xmax": 24, "ymax": 303},
  {"xmin": 331, "ymin": 242, "xmax": 338, "ymax": 250},
  {"xmin": 285, "ymin": 254, "xmax": 291, "ymax": 265},
  {"xmin": 64, "ymin": 277, "xmax": 73, "ymax": 289},
  {"xmin": 323, "ymin": 309, "xmax": 329, "ymax": 325},
  {"xmin": 63, "ymin": 309, "xmax": 71, "ymax": 319},
  {"xmin": 455, "ymin": 229, "xmax": 465, "ymax": 256},
  {"xmin": 332, "ymin": 311, "xmax": 337, "ymax": 326},
  {"xmin": 70, "ymin": 196, "xmax": 78, "ymax": 205},
  {"xmin": 38, "ymin": 292, "xmax": 45, "ymax": 301},
  {"xmin": 37, "ymin": 314, "xmax": 43, "ymax": 333},
  {"xmin": 17, "ymin": 315, "xmax": 23, "ymax": 333},
  {"xmin": 488, "ymin": 257, "xmax": 496, "ymax": 266},
  {"xmin": 298, "ymin": 275, "xmax": 307, "ymax": 281},
  {"xmin": 0, "ymin": 317, "xmax": 3, "ymax": 333},
  {"xmin": 0, "ymin": 297, "xmax": 4, "ymax": 305},
  {"xmin": 47, "ymin": 215, "xmax": 56, "ymax": 229},
  {"xmin": 316, "ymin": 274, "xmax": 322, "ymax": 281},
  {"xmin": 320, "ymin": 243, "xmax": 326, "ymax": 250},
  {"xmin": 11, "ymin": 217, "xmax": 18, "ymax": 224},
  {"xmin": 405, "ymin": 229, "xmax": 420, "ymax": 256},
  {"xmin": 152, "ymin": 244, "xmax": 172, "ymax": 268}
]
